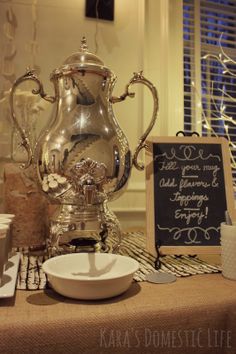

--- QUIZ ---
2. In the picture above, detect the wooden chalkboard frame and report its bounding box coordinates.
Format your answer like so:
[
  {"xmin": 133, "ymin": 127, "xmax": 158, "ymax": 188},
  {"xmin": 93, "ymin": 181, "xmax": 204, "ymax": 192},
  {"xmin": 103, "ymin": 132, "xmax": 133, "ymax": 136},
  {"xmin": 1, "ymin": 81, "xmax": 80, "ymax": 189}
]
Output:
[{"xmin": 145, "ymin": 136, "xmax": 236, "ymax": 255}]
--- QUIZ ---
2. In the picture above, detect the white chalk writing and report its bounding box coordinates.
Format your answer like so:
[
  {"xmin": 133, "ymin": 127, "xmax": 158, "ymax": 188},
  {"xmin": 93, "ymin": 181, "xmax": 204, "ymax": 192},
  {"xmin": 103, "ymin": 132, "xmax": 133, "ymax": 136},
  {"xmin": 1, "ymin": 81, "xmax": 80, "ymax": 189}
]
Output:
[{"xmin": 154, "ymin": 143, "xmax": 223, "ymax": 244}]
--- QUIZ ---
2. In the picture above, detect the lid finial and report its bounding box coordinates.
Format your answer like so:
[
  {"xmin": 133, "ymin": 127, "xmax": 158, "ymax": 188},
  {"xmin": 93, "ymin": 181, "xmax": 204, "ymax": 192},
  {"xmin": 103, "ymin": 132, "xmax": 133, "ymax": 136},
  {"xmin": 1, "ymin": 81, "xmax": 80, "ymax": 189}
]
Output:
[{"xmin": 80, "ymin": 37, "xmax": 88, "ymax": 52}]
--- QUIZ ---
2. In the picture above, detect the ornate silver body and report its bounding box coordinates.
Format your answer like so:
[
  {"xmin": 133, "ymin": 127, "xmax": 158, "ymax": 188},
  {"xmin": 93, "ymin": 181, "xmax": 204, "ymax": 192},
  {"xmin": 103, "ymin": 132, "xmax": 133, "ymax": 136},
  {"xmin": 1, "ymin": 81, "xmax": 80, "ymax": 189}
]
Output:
[{"xmin": 10, "ymin": 38, "xmax": 158, "ymax": 254}]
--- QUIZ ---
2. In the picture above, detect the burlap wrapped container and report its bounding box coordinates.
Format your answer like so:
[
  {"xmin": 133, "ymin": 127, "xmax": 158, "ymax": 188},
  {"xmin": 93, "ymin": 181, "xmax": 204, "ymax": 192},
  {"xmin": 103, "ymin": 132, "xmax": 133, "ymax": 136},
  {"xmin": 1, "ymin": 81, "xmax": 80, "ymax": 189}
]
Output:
[{"xmin": 3, "ymin": 163, "xmax": 48, "ymax": 248}]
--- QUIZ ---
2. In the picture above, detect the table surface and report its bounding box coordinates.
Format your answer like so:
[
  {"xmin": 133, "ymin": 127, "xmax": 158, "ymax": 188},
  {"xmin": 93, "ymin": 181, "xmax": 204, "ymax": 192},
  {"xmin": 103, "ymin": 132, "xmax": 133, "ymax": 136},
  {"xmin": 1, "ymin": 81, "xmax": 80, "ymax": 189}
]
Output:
[{"xmin": 0, "ymin": 273, "xmax": 236, "ymax": 354}]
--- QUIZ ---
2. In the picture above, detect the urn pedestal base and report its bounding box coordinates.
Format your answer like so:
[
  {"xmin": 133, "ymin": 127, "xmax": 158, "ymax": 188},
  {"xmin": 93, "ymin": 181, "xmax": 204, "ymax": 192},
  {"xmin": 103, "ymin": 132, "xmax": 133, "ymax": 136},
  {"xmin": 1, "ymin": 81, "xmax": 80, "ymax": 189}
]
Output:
[{"xmin": 47, "ymin": 201, "xmax": 121, "ymax": 256}]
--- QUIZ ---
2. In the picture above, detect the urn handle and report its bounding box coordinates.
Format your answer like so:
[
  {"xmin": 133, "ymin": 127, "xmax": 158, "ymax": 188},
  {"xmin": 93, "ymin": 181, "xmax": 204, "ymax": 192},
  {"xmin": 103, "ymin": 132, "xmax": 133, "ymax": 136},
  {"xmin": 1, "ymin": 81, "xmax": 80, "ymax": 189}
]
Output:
[
  {"xmin": 111, "ymin": 71, "xmax": 158, "ymax": 171},
  {"xmin": 9, "ymin": 68, "xmax": 56, "ymax": 168}
]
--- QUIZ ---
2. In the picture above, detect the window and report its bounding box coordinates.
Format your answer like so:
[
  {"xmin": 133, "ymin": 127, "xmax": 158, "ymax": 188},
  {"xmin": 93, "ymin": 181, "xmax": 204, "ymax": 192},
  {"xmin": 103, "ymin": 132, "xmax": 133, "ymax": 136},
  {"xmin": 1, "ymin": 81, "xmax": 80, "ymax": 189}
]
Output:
[{"xmin": 183, "ymin": 0, "xmax": 236, "ymax": 181}]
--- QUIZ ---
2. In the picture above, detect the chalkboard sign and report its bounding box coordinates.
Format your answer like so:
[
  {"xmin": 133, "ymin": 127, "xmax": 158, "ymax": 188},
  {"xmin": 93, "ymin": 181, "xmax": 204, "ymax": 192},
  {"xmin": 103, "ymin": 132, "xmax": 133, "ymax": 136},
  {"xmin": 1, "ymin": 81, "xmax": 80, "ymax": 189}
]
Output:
[{"xmin": 145, "ymin": 136, "xmax": 236, "ymax": 255}]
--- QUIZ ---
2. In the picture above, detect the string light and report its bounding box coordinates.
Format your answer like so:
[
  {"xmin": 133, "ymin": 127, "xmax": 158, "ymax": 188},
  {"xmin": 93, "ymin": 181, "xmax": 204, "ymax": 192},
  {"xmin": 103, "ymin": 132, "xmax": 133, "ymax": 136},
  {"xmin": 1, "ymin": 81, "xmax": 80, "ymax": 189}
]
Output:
[{"xmin": 192, "ymin": 33, "xmax": 236, "ymax": 177}]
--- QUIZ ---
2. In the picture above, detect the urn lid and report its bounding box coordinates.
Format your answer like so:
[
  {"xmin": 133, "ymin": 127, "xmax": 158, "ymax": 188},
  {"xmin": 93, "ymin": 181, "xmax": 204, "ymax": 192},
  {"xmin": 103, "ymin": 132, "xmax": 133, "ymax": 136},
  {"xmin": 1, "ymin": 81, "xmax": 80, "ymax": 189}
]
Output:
[
  {"xmin": 51, "ymin": 37, "xmax": 112, "ymax": 79},
  {"xmin": 62, "ymin": 37, "xmax": 104, "ymax": 67}
]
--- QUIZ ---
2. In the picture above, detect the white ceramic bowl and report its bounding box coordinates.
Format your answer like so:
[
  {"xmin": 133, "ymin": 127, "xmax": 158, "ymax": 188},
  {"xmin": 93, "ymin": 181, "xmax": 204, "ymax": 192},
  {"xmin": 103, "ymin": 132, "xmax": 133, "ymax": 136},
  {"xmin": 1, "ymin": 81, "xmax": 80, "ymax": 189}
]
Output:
[{"xmin": 42, "ymin": 253, "xmax": 139, "ymax": 300}]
